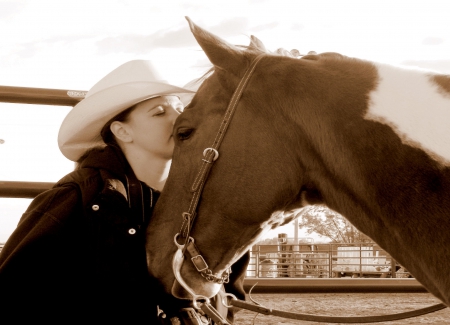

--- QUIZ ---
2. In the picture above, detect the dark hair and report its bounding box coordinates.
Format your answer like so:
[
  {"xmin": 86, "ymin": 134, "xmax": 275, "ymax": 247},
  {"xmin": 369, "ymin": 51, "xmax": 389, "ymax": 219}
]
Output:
[
  {"xmin": 100, "ymin": 105, "xmax": 136, "ymax": 146},
  {"xmin": 76, "ymin": 105, "xmax": 136, "ymax": 167}
]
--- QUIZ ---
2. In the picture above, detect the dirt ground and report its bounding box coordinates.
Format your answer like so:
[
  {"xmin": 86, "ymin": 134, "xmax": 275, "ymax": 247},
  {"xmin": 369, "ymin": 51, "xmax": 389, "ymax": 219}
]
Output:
[{"xmin": 233, "ymin": 293, "xmax": 449, "ymax": 325}]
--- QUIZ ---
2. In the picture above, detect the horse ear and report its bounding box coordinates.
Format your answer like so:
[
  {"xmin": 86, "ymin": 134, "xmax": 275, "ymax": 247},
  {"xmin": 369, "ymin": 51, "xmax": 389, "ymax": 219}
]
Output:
[
  {"xmin": 249, "ymin": 35, "xmax": 267, "ymax": 52},
  {"xmin": 185, "ymin": 16, "xmax": 247, "ymax": 75}
]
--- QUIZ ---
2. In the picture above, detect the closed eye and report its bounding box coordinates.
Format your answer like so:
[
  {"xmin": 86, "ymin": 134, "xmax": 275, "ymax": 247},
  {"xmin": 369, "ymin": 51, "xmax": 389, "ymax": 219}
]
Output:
[{"xmin": 152, "ymin": 107, "xmax": 165, "ymax": 116}]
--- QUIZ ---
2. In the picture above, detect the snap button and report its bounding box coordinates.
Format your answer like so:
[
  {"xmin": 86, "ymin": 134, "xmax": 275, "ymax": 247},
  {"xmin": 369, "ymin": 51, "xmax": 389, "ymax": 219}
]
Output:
[
  {"xmin": 92, "ymin": 204, "xmax": 99, "ymax": 211},
  {"xmin": 128, "ymin": 228, "xmax": 136, "ymax": 235}
]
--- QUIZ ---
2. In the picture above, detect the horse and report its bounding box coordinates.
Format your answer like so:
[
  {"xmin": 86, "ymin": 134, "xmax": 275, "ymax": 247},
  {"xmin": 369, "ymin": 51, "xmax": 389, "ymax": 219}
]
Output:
[{"xmin": 146, "ymin": 17, "xmax": 450, "ymax": 309}]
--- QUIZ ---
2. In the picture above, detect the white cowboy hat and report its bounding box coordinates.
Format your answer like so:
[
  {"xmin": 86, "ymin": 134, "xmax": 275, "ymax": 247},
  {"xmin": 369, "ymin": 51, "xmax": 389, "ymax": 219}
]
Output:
[{"xmin": 58, "ymin": 60, "xmax": 195, "ymax": 161}]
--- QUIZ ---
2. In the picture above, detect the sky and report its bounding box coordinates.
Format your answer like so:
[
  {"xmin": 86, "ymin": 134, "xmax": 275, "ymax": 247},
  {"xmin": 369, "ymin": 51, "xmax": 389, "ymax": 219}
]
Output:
[{"xmin": 1, "ymin": 0, "xmax": 450, "ymax": 242}]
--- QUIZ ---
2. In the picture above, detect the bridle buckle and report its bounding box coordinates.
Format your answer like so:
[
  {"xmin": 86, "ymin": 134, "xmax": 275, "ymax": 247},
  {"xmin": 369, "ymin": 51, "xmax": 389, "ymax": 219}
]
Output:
[
  {"xmin": 191, "ymin": 254, "xmax": 209, "ymax": 272},
  {"xmin": 202, "ymin": 148, "xmax": 219, "ymax": 163}
]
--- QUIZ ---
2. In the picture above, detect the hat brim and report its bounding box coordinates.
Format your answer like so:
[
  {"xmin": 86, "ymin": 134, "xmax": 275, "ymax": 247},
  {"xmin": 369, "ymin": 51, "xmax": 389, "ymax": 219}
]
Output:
[{"xmin": 58, "ymin": 81, "xmax": 195, "ymax": 161}]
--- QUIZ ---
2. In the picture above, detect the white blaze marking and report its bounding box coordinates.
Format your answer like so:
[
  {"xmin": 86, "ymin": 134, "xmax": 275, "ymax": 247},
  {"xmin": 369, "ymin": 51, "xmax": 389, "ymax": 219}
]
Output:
[{"xmin": 366, "ymin": 63, "xmax": 450, "ymax": 164}]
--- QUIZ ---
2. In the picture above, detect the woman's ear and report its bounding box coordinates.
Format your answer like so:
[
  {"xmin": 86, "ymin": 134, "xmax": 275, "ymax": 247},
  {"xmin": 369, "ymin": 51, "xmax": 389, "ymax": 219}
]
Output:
[{"xmin": 110, "ymin": 121, "xmax": 132, "ymax": 143}]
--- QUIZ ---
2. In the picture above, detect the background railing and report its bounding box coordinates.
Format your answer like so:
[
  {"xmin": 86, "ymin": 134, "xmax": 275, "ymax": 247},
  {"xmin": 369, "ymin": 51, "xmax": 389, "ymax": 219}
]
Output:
[
  {"xmin": 0, "ymin": 181, "xmax": 55, "ymax": 198},
  {"xmin": 0, "ymin": 85, "xmax": 84, "ymax": 198},
  {"xmin": 246, "ymin": 242, "xmax": 412, "ymax": 279},
  {"xmin": 0, "ymin": 85, "xmax": 85, "ymax": 106}
]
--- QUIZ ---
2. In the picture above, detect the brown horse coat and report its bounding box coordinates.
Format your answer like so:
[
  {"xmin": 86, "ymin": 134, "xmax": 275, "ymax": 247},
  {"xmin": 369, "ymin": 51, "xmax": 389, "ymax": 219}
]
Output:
[{"xmin": 146, "ymin": 18, "xmax": 450, "ymax": 307}]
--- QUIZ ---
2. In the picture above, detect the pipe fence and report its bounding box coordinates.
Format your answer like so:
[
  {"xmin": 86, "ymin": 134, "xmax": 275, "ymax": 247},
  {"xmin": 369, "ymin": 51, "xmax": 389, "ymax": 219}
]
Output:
[
  {"xmin": 246, "ymin": 242, "xmax": 412, "ymax": 279},
  {"xmin": 0, "ymin": 85, "xmax": 83, "ymax": 198}
]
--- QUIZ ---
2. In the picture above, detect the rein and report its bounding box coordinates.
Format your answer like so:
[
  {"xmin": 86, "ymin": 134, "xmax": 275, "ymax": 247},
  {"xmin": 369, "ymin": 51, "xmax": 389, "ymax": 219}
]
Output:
[
  {"xmin": 171, "ymin": 53, "xmax": 448, "ymax": 323},
  {"xmin": 229, "ymin": 298, "xmax": 447, "ymax": 323}
]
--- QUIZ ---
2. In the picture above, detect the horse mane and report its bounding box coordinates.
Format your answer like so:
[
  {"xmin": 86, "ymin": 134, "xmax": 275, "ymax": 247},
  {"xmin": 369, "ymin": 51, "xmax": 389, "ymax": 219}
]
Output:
[
  {"xmin": 183, "ymin": 67, "xmax": 214, "ymax": 92},
  {"xmin": 184, "ymin": 42, "xmax": 306, "ymax": 91}
]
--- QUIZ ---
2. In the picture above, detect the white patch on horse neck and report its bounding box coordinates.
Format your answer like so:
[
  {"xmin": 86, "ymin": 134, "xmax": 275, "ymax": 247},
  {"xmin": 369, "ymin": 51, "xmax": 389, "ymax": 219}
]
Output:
[
  {"xmin": 365, "ymin": 62, "xmax": 450, "ymax": 165},
  {"xmin": 260, "ymin": 210, "xmax": 289, "ymax": 230}
]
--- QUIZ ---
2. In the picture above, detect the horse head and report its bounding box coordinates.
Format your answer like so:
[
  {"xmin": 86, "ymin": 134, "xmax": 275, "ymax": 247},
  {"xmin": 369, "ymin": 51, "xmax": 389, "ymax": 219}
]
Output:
[{"xmin": 147, "ymin": 18, "xmax": 450, "ymax": 306}]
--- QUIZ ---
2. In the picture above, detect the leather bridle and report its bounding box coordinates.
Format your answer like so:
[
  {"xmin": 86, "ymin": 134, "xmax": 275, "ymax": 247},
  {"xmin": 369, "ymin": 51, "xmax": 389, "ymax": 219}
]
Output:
[
  {"xmin": 173, "ymin": 53, "xmax": 267, "ymax": 285},
  {"xmin": 170, "ymin": 53, "xmax": 448, "ymax": 323}
]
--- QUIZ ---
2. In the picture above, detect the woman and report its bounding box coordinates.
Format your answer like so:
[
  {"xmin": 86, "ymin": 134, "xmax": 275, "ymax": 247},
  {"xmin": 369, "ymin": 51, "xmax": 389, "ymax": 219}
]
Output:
[{"xmin": 0, "ymin": 60, "xmax": 248, "ymax": 324}]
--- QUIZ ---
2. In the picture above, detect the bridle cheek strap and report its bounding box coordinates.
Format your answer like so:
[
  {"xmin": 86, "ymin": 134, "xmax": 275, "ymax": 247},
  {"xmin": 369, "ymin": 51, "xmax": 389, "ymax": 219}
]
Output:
[{"xmin": 177, "ymin": 53, "xmax": 266, "ymax": 283}]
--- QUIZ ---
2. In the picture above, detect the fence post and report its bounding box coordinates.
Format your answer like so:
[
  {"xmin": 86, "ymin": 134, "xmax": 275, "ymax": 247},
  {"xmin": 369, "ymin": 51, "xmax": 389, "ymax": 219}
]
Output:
[
  {"xmin": 277, "ymin": 233, "xmax": 288, "ymax": 277},
  {"xmin": 391, "ymin": 257, "xmax": 396, "ymax": 278},
  {"xmin": 256, "ymin": 245, "xmax": 260, "ymax": 278},
  {"xmin": 358, "ymin": 243, "xmax": 362, "ymax": 277},
  {"xmin": 328, "ymin": 244, "xmax": 332, "ymax": 278}
]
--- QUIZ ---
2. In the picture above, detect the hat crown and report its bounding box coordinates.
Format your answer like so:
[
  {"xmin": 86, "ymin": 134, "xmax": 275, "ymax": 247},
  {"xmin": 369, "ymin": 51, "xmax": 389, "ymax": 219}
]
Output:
[{"xmin": 87, "ymin": 60, "xmax": 167, "ymax": 98}]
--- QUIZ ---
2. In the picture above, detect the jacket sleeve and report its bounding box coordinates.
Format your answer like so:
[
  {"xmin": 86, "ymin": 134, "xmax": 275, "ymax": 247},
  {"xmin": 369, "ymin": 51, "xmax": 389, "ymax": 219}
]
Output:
[
  {"xmin": 0, "ymin": 185, "xmax": 86, "ymax": 322},
  {"xmin": 0, "ymin": 185, "xmax": 81, "ymax": 269}
]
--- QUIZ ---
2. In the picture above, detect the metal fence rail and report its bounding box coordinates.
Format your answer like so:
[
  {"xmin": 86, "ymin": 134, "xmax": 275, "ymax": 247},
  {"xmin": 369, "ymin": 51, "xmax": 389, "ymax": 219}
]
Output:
[
  {"xmin": 0, "ymin": 85, "xmax": 84, "ymax": 198},
  {"xmin": 0, "ymin": 181, "xmax": 55, "ymax": 198},
  {"xmin": 0, "ymin": 85, "xmax": 85, "ymax": 106},
  {"xmin": 247, "ymin": 242, "xmax": 412, "ymax": 279}
]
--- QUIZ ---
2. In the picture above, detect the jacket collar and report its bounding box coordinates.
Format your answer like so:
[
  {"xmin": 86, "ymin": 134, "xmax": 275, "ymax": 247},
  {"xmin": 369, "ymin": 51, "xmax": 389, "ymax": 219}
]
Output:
[{"xmin": 79, "ymin": 145, "xmax": 131, "ymax": 185}]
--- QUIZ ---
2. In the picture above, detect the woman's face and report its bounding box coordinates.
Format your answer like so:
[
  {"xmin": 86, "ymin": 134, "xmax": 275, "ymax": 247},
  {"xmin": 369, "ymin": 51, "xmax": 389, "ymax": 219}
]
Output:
[{"xmin": 122, "ymin": 95, "xmax": 184, "ymax": 159}]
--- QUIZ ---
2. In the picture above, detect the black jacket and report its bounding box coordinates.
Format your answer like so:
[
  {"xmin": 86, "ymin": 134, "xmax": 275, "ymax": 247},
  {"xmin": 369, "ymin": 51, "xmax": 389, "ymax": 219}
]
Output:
[{"xmin": 0, "ymin": 146, "xmax": 248, "ymax": 324}]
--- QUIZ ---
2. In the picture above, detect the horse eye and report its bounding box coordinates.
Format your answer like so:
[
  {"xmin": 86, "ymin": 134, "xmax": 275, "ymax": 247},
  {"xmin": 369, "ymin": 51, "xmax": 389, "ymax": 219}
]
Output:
[{"xmin": 177, "ymin": 128, "xmax": 194, "ymax": 141}]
